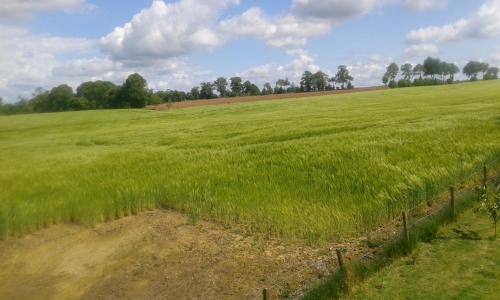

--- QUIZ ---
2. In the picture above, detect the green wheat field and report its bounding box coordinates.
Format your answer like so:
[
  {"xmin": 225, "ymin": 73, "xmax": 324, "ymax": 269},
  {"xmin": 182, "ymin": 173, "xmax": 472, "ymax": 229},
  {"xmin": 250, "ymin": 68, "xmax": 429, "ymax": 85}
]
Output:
[{"xmin": 1, "ymin": 81, "xmax": 499, "ymax": 241}]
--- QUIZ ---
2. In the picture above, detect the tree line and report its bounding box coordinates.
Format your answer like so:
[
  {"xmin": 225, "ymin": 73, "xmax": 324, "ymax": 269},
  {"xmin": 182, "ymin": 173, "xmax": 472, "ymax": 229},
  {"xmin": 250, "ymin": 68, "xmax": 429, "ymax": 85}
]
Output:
[
  {"xmin": 383, "ymin": 57, "xmax": 499, "ymax": 88},
  {"xmin": 0, "ymin": 65, "xmax": 354, "ymax": 115}
]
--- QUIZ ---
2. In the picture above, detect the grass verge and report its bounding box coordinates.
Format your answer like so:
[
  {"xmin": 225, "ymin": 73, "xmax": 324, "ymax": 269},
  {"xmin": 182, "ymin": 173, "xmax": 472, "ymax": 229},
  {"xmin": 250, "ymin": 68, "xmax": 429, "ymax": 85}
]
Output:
[{"xmin": 302, "ymin": 170, "xmax": 498, "ymax": 299}]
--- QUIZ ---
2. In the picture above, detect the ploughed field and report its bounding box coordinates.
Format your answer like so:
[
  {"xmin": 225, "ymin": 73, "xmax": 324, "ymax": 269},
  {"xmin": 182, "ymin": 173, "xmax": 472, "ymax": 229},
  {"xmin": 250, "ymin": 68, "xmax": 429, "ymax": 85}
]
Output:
[{"xmin": 1, "ymin": 81, "xmax": 499, "ymax": 241}]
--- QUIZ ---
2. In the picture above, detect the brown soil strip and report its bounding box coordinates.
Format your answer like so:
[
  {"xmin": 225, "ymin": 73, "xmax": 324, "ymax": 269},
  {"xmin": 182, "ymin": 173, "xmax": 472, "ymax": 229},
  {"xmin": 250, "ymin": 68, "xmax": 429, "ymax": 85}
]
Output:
[
  {"xmin": 0, "ymin": 210, "xmax": 365, "ymax": 300},
  {"xmin": 148, "ymin": 86, "xmax": 387, "ymax": 111}
]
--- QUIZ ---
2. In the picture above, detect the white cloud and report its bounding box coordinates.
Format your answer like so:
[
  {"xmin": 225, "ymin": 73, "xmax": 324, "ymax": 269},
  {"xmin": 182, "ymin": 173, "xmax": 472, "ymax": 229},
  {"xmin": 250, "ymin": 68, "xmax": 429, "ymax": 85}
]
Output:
[
  {"xmin": 292, "ymin": 0, "xmax": 378, "ymax": 22},
  {"xmin": 236, "ymin": 50, "xmax": 321, "ymax": 86},
  {"xmin": 404, "ymin": 43, "xmax": 439, "ymax": 58},
  {"xmin": 101, "ymin": 0, "xmax": 239, "ymax": 64},
  {"xmin": 404, "ymin": 0, "xmax": 447, "ymax": 11},
  {"xmin": 347, "ymin": 54, "xmax": 393, "ymax": 87},
  {"xmin": 219, "ymin": 7, "xmax": 331, "ymax": 50},
  {"xmin": 407, "ymin": 0, "xmax": 500, "ymax": 44},
  {"xmin": 0, "ymin": 25, "xmax": 95, "ymax": 100},
  {"xmin": 0, "ymin": 0, "xmax": 89, "ymax": 19}
]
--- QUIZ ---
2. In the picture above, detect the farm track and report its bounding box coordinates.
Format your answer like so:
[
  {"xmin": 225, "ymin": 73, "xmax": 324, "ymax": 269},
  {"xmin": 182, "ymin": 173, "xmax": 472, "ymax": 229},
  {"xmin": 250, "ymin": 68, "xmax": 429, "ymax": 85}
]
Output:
[{"xmin": 149, "ymin": 86, "xmax": 387, "ymax": 111}]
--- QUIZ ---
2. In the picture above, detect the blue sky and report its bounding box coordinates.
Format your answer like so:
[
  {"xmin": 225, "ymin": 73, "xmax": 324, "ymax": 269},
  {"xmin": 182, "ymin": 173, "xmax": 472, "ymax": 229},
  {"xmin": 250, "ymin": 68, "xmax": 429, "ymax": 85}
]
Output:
[{"xmin": 1, "ymin": 0, "xmax": 499, "ymax": 101}]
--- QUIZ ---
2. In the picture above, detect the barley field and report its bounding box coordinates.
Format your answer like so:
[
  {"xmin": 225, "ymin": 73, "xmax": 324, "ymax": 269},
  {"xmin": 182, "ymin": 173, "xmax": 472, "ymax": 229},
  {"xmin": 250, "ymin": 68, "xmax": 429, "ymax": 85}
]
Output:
[{"xmin": 1, "ymin": 81, "xmax": 499, "ymax": 241}]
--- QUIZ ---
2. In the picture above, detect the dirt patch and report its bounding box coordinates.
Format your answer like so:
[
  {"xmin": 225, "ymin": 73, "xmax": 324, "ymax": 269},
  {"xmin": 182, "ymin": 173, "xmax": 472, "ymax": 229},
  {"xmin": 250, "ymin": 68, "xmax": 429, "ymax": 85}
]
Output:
[
  {"xmin": 149, "ymin": 87, "xmax": 387, "ymax": 111},
  {"xmin": 0, "ymin": 210, "xmax": 356, "ymax": 299}
]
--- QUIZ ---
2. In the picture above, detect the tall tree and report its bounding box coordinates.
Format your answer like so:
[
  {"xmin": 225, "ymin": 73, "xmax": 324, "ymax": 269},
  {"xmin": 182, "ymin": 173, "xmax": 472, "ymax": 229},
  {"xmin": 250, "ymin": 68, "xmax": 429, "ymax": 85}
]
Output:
[
  {"xmin": 447, "ymin": 63, "xmax": 460, "ymax": 82},
  {"xmin": 300, "ymin": 71, "xmax": 314, "ymax": 91},
  {"xmin": 275, "ymin": 78, "xmax": 290, "ymax": 94},
  {"xmin": 413, "ymin": 64, "xmax": 424, "ymax": 79},
  {"xmin": 113, "ymin": 73, "xmax": 149, "ymax": 108},
  {"xmin": 423, "ymin": 57, "xmax": 441, "ymax": 79},
  {"xmin": 243, "ymin": 80, "xmax": 260, "ymax": 96},
  {"xmin": 463, "ymin": 61, "xmax": 482, "ymax": 80},
  {"xmin": 479, "ymin": 62, "xmax": 489, "ymax": 79},
  {"xmin": 230, "ymin": 77, "xmax": 243, "ymax": 96},
  {"xmin": 200, "ymin": 82, "xmax": 215, "ymax": 99},
  {"xmin": 384, "ymin": 63, "xmax": 399, "ymax": 83},
  {"xmin": 335, "ymin": 65, "xmax": 353, "ymax": 89},
  {"xmin": 312, "ymin": 71, "xmax": 329, "ymax": 91},
  {"xmin": 77, "ymin": 81, "xmax": 117, "ymax": 109},
  {"xmin": 190, "ymin": 87, "xmax": 200, "ymax": 100},
  {"xmin": 213, "ymin": 77, "xmax": 228, "ymax": 97},
  {"xmin": 484, "ymin": 67, "xmax": 499, "ymax": 80},
  {"xmin": 400, "ymin": 63, "xmax": 413, "ymax": 80},
  {"xmin": 262, "ymin": 83, "xmax": 273, "ymax": 95}
]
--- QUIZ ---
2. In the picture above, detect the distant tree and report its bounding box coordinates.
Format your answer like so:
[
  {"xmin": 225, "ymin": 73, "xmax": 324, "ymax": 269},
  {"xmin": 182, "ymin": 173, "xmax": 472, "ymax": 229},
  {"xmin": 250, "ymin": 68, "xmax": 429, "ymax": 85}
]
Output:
[
  {"xmin": 230, "ymin": 77, "xmax": 243, "ymax": 96},
  {"xmin": 200, "ymin": 82, "xmax": 216, "ymax": 99},
  {"xmin": 484, "ymin": 67, "xmax": 499, "ymax": 80},
  {"xmin": 423, "ymin": 57, "xmax": 441, "ymax": 79},
  {"xmin": 312, "ymin": 71, "xmax": 329, "ymax": 91},
  {"xmin": 48, "ymin": 84, "xmax": 76, "ymax": 111},
  {"xmin": 213, "ymin": 77, "xmax": 228, "ymax": 97},
  {"xmin": 447, "ymin": 63, "xmax": 460, "ymax": 82},
  {"xmin": 76, "ymin": 81, "xmax": 118, "ymax": 109},
  {"xmin": 384, "ymin": 63, "xmax": 399, "ymax": 84},
  {"xmin": 262, "ymin": 82, "xmax": 273, "ymax": 95},
  {"xmin": 335, "ymin": 65, "xmax": 353, "ymax": 89},
  {"xmin": 190, "ymin": 87, "xmax": 200, "ymax": 100},
  {"xmin": 243, "ymin": 80, "xmax": 260, "ymax": 96},
  {"xmin": 463, "ymin": 61, "xmax": 483, "ymax": 81},
  {"xmin": 413, "ymin": 64, "xmax": 424, "ymax": 79},
  {"xmin": 328, "ymin": 76, "xmax": 337, "ymax": 89},
  {"xmin": 382, "ymin": 75, "xmax": 389, "ymax": 86},
  {"xmin": 0, "ymin": 96, "xmax": 3, "ymax": 106},
  {"xmin": 113, "ymin": 73, "xmax": 149, "ymax": 108},
  {"xmin": 275, "ymin": 78, "xmax": 290, "ymax": 94},
  {"xmin": 479, "ymin": 62, "xmax": 489, "ymax": 79},
  {"xmin": 300, "ymin": 71, "xmax": 314, "ymax": 91},
  {"xmin": 400, "ymin": 63, "xmax": 413, "ymax": 81}
]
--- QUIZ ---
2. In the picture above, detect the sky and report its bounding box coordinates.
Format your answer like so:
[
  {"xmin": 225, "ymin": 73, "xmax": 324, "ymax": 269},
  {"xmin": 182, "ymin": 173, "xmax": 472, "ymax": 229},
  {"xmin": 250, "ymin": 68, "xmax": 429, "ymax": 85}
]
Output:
[{"xmin": 1, "ymin": 0, "xmax": 500, "ymax": 102}]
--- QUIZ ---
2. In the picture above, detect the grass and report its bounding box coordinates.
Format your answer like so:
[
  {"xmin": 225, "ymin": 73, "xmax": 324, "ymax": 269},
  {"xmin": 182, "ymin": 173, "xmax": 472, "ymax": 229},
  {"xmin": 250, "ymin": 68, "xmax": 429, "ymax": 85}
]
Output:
[
  {"xmin": 1, "ymin": 81, "xmax": 499, "ymax": 241},
  {"xmin": 348, "ymin": 208, "xmax": 500, "ymax": 299}
]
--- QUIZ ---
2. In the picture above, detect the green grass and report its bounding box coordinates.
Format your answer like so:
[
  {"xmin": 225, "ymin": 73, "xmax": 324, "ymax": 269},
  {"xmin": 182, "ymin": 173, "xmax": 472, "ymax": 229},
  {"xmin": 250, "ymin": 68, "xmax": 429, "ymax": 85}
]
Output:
[
  {"xmin": 1, "ymin": 81, "xmax": 499, "ymax": 241},
  {"xmin": 349, "ymin": 208, "xmax": 500, "ymax": 300}
]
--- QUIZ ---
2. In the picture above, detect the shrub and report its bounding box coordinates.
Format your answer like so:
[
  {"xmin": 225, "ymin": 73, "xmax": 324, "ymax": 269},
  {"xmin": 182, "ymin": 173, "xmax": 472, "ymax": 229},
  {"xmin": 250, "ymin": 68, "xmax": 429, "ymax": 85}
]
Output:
[
  {"xmin": 398, "ymin": 79, "xmax": 411, "ymax": 88},
  {"xmin": 388, "ymin": 80, "xmax": 398, "ymax": 88}
]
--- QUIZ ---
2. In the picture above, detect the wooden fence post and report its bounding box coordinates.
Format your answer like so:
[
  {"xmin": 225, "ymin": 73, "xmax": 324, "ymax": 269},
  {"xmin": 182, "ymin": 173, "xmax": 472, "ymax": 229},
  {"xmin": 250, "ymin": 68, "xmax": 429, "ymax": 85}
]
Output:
[
  {"xmin": 262, "ymin": 288, "xmax": 269, "ymax": 300},
  {"xmin": 336, "ymin": 249, "xmax": 350, "ymax": 294},
  {"xmin": 483, "ymin": 165, "xmax": 488, "ymax": 188},
  {"xmin": 449, "ymin": 186, "xmax": 455, "ymax": 219},
  {"xmin": 402, "ymin": 211, "xmax": 410, "ymax": 251}
]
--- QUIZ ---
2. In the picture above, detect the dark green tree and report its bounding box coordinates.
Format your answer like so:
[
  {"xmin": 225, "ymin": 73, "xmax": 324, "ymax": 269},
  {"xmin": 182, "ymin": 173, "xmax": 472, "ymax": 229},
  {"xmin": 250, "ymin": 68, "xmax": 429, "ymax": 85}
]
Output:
[
  {"xmin": 312, "ymin": 71, "xmax": 329, "ymax": 91},
  {"xmin": 213, "ymin": 77, "xmax": 228, "ymax": 97},
  {"xmin": 300, "ymin": 71, "xmax": 314, "ymax": 91},
  {"xmin": 484, "ymin": 67, "xmax": 499, "ymax": 80},
  {"xmin": 114, "ymin": 73, "xmax": 149, "ymax": 108},
  {"xmin": 200, "ymin": 82, "xmax": 215, "ymax": 99},
  {"xmin": 262, "ymin": 83, "xmax": 273, "ymax": 95},
  {"xmin": 76, "ymin": 81, "xmax": 118, "ymax": 109},
  {"xmin": 463, "ymin": 61, "xmax": 482, "ymax": 80},
  {"xmin": 335, "ymin": 65, "xmax": 353, "ymax": 89},
  {"xmin": 230, "ymin": 77, "xmax": 243, "ymax": 96},
  {"xmin": 400, "ymin": 63, "xmax": 413, "ymax": 80},
  {"xmin": 423, "ymin": 57, "xmax": 441, "ymax": 79}
]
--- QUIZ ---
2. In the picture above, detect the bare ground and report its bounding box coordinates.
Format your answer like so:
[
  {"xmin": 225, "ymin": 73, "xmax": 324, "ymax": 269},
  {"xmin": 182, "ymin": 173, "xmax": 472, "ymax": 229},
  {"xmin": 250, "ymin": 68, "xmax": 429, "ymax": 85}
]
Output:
[
  {"xmin": 148, "ymin": 87, "xmax": 387, "ymax": 111},
  {"xmin": 0, "ymin": 210, "xmax": 355, "ymax": 300}
]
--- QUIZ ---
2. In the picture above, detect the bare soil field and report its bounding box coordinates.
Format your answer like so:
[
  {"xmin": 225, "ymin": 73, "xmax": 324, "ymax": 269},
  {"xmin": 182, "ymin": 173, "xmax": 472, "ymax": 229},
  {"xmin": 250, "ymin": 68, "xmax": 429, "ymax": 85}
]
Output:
[
  {"xmin": 149, "ymin": 86, "xmax": 387, "ymax": 111},
  {"xmin": 0, "ymin": 210, "xmax": 349, "ymax": 300}
]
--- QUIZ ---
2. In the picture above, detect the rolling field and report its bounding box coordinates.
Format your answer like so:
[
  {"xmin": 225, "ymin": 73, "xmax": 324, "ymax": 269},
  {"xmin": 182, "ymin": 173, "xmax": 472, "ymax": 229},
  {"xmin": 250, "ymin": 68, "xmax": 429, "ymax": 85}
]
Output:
[{"xmin": 1, "ymin": 81, "xmax": 499, "ymax": 241}]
